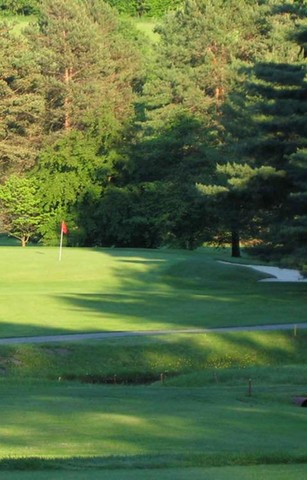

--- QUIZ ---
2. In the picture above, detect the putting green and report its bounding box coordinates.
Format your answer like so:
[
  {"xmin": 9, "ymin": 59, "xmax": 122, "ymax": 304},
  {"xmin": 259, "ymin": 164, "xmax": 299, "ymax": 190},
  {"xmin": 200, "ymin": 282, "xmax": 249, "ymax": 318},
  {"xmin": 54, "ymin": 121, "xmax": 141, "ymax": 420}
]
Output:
[{"xmin": 0, "ymin": 247, "xmax": 306, "ymax": 338}]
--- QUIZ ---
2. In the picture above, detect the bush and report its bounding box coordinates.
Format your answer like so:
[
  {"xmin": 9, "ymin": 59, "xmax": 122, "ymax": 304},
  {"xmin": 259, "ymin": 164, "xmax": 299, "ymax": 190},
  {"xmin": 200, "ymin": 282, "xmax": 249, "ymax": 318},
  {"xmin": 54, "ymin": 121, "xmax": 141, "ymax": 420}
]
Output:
[
  {"xmin": 0, "ymin": 0, "xmax": 40, "ymax": 15},
  {"xmin": 105, "ymin": 0, "xmax": 183, "ymax": 18}
]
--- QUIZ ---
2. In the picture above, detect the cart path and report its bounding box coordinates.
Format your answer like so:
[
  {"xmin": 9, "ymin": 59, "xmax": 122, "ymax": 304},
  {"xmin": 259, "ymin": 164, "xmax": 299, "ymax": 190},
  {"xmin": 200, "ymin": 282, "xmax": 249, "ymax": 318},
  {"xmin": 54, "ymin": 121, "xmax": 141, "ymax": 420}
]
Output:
[{"xmin": 0, "ymin": 323, "xmax": 306, "ymax": 345}]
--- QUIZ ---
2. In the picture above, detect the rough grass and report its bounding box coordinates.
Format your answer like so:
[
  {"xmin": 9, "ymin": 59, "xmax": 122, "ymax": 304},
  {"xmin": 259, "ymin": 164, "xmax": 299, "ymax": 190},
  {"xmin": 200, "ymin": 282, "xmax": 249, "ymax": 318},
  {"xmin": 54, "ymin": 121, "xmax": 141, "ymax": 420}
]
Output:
[
  {"xmin": 1, "ymin": 330, "xmax": 307, "ymax": 381},
  {"xmin": 0, "ymin": 246, "xmax": 306, "ymax": 338}
]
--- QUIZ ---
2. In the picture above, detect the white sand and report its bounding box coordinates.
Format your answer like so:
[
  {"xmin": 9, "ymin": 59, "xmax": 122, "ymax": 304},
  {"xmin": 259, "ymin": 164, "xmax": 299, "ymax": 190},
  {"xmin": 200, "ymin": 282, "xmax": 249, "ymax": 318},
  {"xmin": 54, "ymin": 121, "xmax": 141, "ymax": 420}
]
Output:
[{"xmin": 218, "ymin": 261, "xmax": 307, "ymax": 282}]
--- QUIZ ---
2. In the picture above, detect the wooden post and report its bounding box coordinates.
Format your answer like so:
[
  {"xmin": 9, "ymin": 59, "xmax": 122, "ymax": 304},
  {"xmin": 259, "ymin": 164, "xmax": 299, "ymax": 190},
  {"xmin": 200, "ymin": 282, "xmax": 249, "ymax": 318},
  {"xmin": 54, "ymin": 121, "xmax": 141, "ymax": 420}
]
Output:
[{"xmin": 248, "ymin": 378, "xmax": 252, "ymax": 397}]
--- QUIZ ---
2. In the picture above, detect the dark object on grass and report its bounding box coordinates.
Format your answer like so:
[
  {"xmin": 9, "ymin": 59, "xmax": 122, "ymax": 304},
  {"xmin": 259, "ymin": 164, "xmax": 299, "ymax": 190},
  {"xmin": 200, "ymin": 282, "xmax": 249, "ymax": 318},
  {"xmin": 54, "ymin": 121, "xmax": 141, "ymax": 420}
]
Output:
[{"xmin": 293, "ymin": 396, "xmax": 307, "ymax": 407}]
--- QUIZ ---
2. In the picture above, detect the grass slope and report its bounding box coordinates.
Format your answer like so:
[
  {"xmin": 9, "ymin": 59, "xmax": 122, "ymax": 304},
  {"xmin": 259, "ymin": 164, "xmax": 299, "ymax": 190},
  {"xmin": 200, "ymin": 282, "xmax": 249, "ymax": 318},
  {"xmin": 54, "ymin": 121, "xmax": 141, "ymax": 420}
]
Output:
[
  {"xmin": 0, "ymin": 246, "xmax": 306, "ymax": 338},
  {"xmin": 1, "ymin": 331, "xmax": 307, "ymax": 380}
]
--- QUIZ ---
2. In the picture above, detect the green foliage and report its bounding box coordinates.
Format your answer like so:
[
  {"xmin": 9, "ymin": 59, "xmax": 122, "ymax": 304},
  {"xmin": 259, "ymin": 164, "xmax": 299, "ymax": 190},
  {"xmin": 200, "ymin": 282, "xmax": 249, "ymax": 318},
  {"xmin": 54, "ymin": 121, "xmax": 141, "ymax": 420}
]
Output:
[
  {"xmin": 0, "ymin": 175, "xmax": 49, "ymax": 245},
  {"xmin": 193, "ymin": 2, "xmax": 307, "ymax": 262},
  {"xmin": 20, "ymin": 0, "xmax": 144, "ymax": 245},
  {"xmin": 128, "ymin": 0, "xmax": 286, "ymax": 252},
  {"xmin": 0, "ymin": 0, "xmax": 305, "ymax": 263},
  {"xmin": 238, "ymin": 60, "xmax": 307, "ymax": 265},
  {"xmin": 24, "ymin": 0, "xmax": 141, "ymax": 136},
  {"xmin": 35, "ymin": 131, "xmax": 105, "ymax": 245},
  {"xmin": 0, "ymin": 23, "xmax": 44, "ymax": 177},
  {"xmin": 105, "ymin": 0, "xmax": 183, "ymax": 17},
  {"xmin": 101, "ymin": 112, "xmax": 213, "ymax": 248},
  {"xmin": 0, "ymin": 0, "xmax": 39, "ymax": 15}
]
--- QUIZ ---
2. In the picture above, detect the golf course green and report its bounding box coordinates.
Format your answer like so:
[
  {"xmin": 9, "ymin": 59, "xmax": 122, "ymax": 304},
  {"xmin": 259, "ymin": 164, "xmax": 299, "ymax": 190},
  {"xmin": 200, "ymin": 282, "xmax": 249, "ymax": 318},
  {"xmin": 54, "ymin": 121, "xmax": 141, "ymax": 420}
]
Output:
[{"xmin": 0, "ymin": 246, "xmax": 305, "ymax": 338}]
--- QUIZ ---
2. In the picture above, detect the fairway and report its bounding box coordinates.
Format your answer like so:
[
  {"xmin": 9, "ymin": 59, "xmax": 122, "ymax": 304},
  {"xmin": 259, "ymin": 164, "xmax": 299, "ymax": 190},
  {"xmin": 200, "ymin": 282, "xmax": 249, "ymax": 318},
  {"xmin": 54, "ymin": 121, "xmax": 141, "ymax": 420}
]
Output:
[
  {"xmin": 1, "ymin": 465, "xmax": 307, "ymax": 480},
  {"xmin": 0, "ymin": 247, "xmax": 306, "ymax": 338},
  {"xmin": 0, "ymin": 380, "xmax": 306, "ymax": 459}
]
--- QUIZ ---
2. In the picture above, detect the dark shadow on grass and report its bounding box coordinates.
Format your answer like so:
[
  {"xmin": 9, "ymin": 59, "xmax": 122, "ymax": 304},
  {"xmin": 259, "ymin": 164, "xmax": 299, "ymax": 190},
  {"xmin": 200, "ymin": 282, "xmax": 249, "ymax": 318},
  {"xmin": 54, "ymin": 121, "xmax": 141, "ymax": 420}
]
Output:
[
  {"xmin": 2, "ymin": 329, "xmax": 307, "ymax": 384},
  {"xmin": 1, "ymin": 451, "xmax": 307, "ymax": 471},
  {"xmin": 52, "ymin": 248, "xmax": 307, "ymax": 331},
  {"xmin": 0, "ymin": 321, "xmax": 86, "ymax": 339}
]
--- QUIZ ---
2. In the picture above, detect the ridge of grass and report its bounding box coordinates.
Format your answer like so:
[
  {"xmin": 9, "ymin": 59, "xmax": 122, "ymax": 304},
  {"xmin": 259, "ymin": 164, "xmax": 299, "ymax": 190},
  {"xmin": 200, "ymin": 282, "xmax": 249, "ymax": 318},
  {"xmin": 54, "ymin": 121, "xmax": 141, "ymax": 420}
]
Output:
[
  {"xmin": 0, "ymin": 330, "xmax": 306, "ymax": 381},
  {"xmin": 1, "ymin": 451, "xmax": 307, "ymax": 471}
]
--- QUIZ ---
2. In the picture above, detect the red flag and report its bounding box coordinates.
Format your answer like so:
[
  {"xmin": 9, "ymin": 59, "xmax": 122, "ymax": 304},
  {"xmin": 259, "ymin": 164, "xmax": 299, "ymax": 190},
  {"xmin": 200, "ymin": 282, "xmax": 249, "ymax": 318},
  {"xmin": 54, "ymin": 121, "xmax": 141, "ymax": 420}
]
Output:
[{"xmin": 61, "ymin": 221, "xmax": 68, "ymax": 234}]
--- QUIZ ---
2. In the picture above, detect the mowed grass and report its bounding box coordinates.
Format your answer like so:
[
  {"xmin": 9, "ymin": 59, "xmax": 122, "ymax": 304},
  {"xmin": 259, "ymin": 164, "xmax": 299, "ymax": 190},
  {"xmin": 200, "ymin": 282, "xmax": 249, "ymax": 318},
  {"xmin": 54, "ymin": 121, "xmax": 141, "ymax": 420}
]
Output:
[
  {"xmin": 1, "ymin": 465, "xmax": 307, "ymax": 480},
  {"xmin": 0, "ymin": 246, "xmax": 306, "ymax": 338},
  {"xmin": 0, "ymin": 331, "xmax": 307, "ymax": 469},
  {"xmin": 0, "ymin": 380, "xmax": 306, "ymax": 460},
  {"xmin": 0, "ymin": 245, "xmax": 306, "ymax": 475}
]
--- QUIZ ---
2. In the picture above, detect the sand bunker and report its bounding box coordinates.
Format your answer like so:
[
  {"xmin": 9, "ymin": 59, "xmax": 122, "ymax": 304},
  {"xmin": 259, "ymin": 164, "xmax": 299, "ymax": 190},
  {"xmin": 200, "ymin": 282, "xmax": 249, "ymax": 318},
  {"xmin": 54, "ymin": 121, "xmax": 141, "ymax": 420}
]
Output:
[{"xmin": 218, "ymin": 261, "xmax": 307, "ymax": 282}]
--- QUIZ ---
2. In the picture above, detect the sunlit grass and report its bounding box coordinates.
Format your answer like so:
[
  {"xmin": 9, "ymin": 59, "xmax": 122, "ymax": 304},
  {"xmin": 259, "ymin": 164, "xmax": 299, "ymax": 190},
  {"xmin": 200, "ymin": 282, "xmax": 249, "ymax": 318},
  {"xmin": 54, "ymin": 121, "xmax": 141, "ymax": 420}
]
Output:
[
  {"xmin": 1, "ymin": 330, "xmax": 307, "ymax": 380},
  {"xmin": 0, "ymin": 245, "xmax": 306, "ymax": 473},
  {"xmin": 0, "ymin": 381, "xmax": 306, "ymax": 460},
  {"xmin": 0, "ymin": 246, "xmax": 306, "ymax": 338}
]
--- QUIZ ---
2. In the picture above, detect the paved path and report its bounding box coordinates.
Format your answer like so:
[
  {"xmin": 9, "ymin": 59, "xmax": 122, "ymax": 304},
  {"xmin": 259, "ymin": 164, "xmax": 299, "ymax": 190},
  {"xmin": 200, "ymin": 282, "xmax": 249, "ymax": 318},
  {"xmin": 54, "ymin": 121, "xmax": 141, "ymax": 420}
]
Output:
[{"xmin": 0, "ymin": 323, "xmax": 306, "ymax": 345}]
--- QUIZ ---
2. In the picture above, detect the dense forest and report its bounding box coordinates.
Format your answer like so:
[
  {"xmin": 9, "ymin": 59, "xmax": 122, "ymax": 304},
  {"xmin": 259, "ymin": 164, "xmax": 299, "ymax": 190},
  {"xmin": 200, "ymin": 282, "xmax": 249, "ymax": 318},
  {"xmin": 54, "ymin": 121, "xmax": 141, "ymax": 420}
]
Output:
[{"xmin": 0, "ymin": 0, "xmax": 306, "ymax": 269}]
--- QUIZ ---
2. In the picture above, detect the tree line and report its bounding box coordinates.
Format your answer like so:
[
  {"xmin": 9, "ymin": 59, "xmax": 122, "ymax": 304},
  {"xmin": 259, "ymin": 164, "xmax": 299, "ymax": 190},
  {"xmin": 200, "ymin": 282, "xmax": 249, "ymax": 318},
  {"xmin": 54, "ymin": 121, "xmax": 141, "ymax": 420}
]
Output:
[
  {"xmin": 0, "ymin": 0, "xmax": 183, "ymax": 17},
  {"xmin": 0, "ymin": 0, "xmax": 306, "ymax": 269}
]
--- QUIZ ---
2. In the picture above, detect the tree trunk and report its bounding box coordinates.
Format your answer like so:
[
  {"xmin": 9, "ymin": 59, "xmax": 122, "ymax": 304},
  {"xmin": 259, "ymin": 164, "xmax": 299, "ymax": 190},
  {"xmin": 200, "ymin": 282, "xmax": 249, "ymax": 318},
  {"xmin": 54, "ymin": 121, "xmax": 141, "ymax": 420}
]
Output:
[
  {"xmin": 231, "ymin": 230, "xmax": 241, "ymax": 257},
  {"xmin": 64, "ymin": 67, "xmax": 72, "ymax": 130},
  {"xmin": 63, "ymin": 29, "xmax": 72, "ymax": 131},
  {"xmin": 21, "ymin": 237, "xmax": 27, "ymax": 247}
]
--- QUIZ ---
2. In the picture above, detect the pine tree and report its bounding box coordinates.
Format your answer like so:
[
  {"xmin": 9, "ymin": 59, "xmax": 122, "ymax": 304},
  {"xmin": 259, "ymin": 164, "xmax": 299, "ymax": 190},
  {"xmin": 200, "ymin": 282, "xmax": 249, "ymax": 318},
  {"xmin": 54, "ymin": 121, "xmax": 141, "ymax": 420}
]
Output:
[
  {"xmin": 0, "ymin": 0, "xmax": 39, "ymax": 15},
  {"xmin": 127, "ymin": 0, "xmax": 276, "ymax": 249},
  {"xmin": 245, "ymin": 56, "xmax": 307, "ymax": 265},
  {"xmin": 197, "ymin": 0, "xmax": 307, "ymax": 260},
  {"xmin": 27, "ymin": 0, "xmax": 140, "ymax": 136},
  {"xmin": 104, "ymin": 0, "xmax": 183, "ymax": 17},
  {"xmin": 0, "ymin": 23, "xmax": 44, "ymax": 178},
  {"xmin": 0, "ymin": 175, "xmax": 48, "ymax": 246}
]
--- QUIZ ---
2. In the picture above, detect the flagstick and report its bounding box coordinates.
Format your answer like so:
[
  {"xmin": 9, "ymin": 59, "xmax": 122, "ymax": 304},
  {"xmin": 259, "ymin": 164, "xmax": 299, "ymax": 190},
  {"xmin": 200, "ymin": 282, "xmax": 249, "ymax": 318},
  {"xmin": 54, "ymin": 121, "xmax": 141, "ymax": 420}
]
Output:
[{"xmin": 59, "ymin": 226, "xmax": 64, "ymax": 261}]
